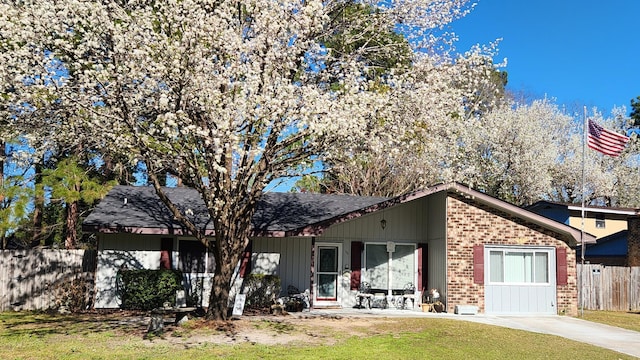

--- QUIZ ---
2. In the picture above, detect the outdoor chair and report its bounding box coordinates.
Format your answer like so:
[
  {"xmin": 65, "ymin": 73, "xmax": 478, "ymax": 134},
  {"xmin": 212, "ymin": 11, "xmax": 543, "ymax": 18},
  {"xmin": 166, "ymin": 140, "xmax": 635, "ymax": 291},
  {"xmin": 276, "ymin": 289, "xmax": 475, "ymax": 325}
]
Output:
[
  {"xmin": 394, "ymin": 283, "xmax": 416, "ymax": 309},
  {"xmin": 355, "ymin": 282, "xmax": 374, "ymax": 309}
]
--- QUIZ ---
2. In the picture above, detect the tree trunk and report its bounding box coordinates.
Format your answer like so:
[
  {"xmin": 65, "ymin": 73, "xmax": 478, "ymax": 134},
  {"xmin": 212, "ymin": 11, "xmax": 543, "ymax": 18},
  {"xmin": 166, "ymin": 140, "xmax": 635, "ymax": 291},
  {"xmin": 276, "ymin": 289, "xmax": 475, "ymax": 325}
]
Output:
[
  {"xmin": 32, "ymin": 161, "xmax": 44, "ymax": 245},
  {"xmin": 207, "ymin": 254, "xmax": 236, "ymax": 319},
  {"xmin": 64, "ymin": 200, "xmax": 79, "ymax": 249},
  {"xmin": 205, "ymin": 215, "xmax": 251, "ymax": 320},
  {"xmin": 64, "ymin": 179, "xmax": 81, "ymax": 249}
]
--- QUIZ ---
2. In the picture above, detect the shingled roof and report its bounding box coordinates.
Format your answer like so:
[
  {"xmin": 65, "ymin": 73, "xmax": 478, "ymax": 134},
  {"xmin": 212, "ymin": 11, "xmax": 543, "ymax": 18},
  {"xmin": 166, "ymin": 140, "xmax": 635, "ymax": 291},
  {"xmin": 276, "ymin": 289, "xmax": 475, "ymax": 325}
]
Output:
[
  {"xmin": 82, "ymin": 185, "xmax": 388, "ymax": 236},
  {"xmin": 83, "ymin": 183, "xmax": 595, "ymax": 245}
]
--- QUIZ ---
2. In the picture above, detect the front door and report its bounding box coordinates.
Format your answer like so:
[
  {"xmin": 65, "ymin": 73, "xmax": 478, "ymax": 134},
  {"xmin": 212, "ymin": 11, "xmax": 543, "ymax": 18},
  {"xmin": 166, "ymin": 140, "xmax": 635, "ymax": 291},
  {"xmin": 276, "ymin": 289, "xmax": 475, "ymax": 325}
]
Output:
[{"xmin": 315, "ymin": 244, "xmax": 341, "ymax": 305}]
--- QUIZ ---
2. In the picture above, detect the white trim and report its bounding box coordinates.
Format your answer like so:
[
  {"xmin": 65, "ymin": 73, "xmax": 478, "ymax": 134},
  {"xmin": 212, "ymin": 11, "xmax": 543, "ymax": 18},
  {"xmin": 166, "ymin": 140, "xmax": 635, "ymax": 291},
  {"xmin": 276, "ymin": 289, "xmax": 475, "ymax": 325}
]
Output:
[
  {"xmin": 486, "ymin": 246, "xmax": 554, "ymax": 286},
  {"xmin": 314, "ymin": 243, "xmax": 342, "ymax": 304},
  {"xmin": 567, "ymin": 205, "xmax": 636, "ymax": 215}
]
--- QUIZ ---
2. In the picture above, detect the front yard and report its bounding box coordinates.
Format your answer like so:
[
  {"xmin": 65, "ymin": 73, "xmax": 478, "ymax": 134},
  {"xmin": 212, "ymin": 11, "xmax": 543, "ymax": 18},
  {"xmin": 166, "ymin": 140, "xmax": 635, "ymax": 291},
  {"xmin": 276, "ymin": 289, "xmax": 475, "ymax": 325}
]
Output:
[{"xmin": 0, "ymin": 310, "xmax": 637, "ymax": 359}]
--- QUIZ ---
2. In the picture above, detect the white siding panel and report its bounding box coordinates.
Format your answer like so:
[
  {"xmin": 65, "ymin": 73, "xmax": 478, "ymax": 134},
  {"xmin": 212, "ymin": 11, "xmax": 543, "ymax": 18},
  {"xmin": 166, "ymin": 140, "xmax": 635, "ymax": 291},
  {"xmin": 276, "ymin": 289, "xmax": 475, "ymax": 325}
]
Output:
[
  {"xmin": 96, "ymin": 234, "xmax": 163, "ymax": 308},
  {"xmin": 428, "ymin": 237, "xmax": 447, "ymax": 299},
  {"xmin": 251, "ymin": 237, "xmax": 312, "ymax": 296},
  {"xmin": 323, "ymin": 199, "xmax": 433, "ymax": 243},
  {"xmin": 95, "ymin": 250, "xmax": 161, "ymax": 308},
  {"xmin": 253, "ymin": 253, "xmax": 281, "ymax": 274},
  {"xmin": 427, "ymin": 192, "xmax": 446, "ymax": 240}
]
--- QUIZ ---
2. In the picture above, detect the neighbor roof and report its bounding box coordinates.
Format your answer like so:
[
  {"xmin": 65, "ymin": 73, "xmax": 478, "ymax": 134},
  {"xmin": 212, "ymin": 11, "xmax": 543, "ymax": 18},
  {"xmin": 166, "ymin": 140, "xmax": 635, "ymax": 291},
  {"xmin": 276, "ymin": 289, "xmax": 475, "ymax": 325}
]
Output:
[
  {"xmin": 527, "ymin": 200, "xmax": 638, "ymax": 216},
  {"xmin": 82, "ymin": 185, "xmax": 388, "ymax": 236},
  {"xmin": 579, "ymin": 230, "xmax": 628, "ymax": 257}
]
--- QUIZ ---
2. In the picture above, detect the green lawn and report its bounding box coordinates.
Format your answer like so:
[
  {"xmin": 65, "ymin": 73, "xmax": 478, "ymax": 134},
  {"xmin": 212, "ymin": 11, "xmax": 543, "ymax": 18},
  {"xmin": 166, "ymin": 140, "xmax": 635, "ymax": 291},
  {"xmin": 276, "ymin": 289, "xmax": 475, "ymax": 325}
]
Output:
[
  {"xmin": 0, "ymin": 311, "xmax": 636, "ymax": 360},
  {"xmin": 580, "ymin": 310, "xmax": 640, "ymax": 333}
]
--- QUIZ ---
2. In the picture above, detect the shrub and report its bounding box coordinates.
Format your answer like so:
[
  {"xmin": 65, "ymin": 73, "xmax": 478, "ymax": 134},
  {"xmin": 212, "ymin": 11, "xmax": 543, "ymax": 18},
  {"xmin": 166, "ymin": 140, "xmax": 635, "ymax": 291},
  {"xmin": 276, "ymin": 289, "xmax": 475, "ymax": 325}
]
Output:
[
  {"xmin": 242, "ymin": 274, "xmax": 281, "ymax": 310},
  {"xmin": 117, "ymin": 269, "xmax": 183, "ymax": 310},
  {"xmin": 53, "ymin": 274, "xmax": 94, "ymax": 312}
]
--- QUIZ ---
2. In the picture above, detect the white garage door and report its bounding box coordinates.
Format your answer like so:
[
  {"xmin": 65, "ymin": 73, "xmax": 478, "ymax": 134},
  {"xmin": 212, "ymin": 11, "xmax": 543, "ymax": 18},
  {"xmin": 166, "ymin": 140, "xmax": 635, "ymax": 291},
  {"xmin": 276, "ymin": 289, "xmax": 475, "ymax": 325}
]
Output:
[{"xmin": 484, "ymin": 246, "xmax": 557, "ymax": 315}]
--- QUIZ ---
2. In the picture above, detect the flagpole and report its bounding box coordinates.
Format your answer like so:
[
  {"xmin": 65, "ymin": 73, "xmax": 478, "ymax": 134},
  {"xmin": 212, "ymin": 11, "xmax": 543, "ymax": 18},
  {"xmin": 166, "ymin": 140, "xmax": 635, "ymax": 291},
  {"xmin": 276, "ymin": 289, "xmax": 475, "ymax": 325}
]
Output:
[{"xmin": 580, "ymin": 106, "xmax": 587, "ymax": 317}]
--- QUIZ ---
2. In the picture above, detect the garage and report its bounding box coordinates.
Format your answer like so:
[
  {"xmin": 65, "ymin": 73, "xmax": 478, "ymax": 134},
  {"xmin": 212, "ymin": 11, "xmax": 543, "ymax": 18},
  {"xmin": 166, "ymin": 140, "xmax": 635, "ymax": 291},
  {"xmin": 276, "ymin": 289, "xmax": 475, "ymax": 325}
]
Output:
[{"xmin": 484, "ymin": 246, "xmax": 557, "ymax": 315}]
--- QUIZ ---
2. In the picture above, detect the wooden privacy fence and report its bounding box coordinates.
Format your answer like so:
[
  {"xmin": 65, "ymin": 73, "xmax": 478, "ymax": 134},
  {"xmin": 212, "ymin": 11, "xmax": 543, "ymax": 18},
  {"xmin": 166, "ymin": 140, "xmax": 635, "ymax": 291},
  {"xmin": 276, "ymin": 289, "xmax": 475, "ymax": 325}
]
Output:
[
  {"xmin": 578, "ymin": 264, "xmax": 640, "ymax": 311},
  {"xmin": 0, "ymin": 249, "xmax": 96, "ymax": 312}
]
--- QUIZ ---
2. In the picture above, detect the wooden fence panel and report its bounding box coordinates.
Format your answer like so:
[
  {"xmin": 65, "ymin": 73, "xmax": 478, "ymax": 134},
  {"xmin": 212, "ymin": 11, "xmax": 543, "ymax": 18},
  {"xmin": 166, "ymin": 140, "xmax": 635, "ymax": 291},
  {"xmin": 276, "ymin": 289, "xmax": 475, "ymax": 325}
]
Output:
[
  {"xmin": 631, "ymin": 267, "xmax": 640, "ymax": 311},
  {"xmin": 578, "ymin": 264, "xmax": 640, "ymax": 311},
  {"xmin": 0, "ymin": 249, "xmax": 96, "ymax": 312}
]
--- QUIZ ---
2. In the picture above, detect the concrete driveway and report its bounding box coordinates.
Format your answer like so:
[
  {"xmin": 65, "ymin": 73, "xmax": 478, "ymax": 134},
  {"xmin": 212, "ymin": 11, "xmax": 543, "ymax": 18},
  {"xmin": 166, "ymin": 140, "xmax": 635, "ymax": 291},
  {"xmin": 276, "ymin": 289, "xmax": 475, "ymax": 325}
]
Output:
[
  {"xmin": 305, "ymin": 308, "xmax": 640, "ymax": 358},
  {"xmin": 453, "ymin": 314, "xmax": 640, "ymax": 359}
]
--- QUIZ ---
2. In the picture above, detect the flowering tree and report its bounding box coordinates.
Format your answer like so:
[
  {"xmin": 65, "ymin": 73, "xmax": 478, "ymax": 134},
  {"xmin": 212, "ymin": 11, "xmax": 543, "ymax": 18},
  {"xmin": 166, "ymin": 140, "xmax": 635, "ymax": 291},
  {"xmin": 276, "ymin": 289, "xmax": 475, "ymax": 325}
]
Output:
[
  {"xmin": 464, "ymin": 103, "xmax": 640, "ymax": 207},
  {"xmin": 1, "ymin": 0, "xmax": 497, "ymax": 319},
  {"xmin": 311, "ymin": 50, "xmax": 507, "ymax": 196}
]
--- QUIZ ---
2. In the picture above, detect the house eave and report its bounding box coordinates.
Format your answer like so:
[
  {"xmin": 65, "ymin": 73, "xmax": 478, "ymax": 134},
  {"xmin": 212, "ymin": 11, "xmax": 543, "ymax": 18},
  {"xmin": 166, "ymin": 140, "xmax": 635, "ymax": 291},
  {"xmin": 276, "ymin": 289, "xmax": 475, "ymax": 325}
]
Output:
[
  {"xmin": 84, "ymin": 224, "xmax": 294, "ymax": 238},
  {"xmin": 566, "ymin": 205, "xmax": 637, "ymax": 216},
  {"xmin": 82, "ymin": 225, "xmax": 215, "ymax": 236},
  {"xmin": 444, "ymin": 183, "xmax": 597, "ymax": 246},
  {"xmin": 287, "ymin": 182, "xmax": 596, "ymax": 246}
]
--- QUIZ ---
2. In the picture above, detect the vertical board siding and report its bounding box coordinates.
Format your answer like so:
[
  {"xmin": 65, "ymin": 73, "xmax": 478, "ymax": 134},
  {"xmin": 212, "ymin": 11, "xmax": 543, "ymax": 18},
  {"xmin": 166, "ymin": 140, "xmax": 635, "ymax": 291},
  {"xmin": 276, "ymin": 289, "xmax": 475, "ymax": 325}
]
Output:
[
  {"xmin": 251, "ymin": 237, "xmax": 312, "ymax": 296},
  {"xmin": 0, "ymin": 250, "xmax": 96, "ymax": 312},
  {"xmin": 577, "ymin": 264, "xmax": 640, "ymax": 311},
  {"xmin": 322, "ymin": 197, "xmax": 430, "ymax": 242},
  {"xmin": 95, "ymin": 249, "xmax": 161, "ymax": 308}
]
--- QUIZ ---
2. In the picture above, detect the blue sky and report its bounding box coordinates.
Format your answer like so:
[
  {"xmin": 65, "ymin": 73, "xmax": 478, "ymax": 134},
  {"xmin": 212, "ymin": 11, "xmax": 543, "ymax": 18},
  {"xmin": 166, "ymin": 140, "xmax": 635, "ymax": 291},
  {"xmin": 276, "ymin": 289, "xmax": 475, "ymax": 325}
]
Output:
[{"xmin": 451, "ymin": 0, "xmax": 639, "ymax": 117}]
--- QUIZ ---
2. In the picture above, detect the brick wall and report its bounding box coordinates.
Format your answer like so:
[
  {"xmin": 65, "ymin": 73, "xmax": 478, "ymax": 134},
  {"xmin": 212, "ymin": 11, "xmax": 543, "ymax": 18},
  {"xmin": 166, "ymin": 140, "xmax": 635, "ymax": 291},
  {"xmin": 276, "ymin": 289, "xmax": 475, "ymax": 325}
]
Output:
[
  {"xmin": 445, "ymin": 194, "xmax": 578, "ymax": 316},
  {"xmin": 629, "ymin": 216, "xmax": 640, "ymax": 267}
]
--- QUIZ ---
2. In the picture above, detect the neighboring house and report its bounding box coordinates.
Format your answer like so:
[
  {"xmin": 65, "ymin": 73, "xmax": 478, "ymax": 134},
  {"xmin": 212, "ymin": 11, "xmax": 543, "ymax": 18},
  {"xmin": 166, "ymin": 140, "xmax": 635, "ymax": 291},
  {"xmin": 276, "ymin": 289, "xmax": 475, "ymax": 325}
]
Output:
[
  {"xmin": 527, "ymin": 201, "xmax": 638, "ymax": 265},
  {"xmin": 83, "ymin": 183, "xmax": 594, "ymax": 316},
  {"xmin": 582, "ymin": 230, "xmax": 628, "ymax": 266}
]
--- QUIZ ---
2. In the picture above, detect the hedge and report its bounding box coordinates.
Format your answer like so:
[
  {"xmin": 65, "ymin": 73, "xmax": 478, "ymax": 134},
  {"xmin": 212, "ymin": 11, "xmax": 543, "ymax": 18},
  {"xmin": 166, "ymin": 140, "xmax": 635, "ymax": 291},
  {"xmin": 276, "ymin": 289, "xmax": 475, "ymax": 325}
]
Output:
[{"xmin": 117, "ymin": 269, "xmax": 184, "ymax": 310}]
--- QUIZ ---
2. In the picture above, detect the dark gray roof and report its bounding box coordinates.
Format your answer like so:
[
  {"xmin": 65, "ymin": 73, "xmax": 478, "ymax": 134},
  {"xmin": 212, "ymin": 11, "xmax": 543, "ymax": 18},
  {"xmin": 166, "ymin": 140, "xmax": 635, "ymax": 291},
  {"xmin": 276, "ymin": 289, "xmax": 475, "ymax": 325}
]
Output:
[{"xmin": 83, "ymin": 185, "xmax": 388, "ymax": 235}]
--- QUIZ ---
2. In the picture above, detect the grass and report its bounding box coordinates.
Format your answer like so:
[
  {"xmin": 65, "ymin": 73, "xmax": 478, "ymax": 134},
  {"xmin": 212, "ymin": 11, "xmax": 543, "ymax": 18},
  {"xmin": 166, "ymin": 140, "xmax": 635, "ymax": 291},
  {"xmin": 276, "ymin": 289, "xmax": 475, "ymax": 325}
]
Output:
[
  {"xmin": 252, "ymin": 319, "xmax": 297, "ymax": 333},
  {"xmin": 580, "ymin": 310, "xmax": 640, "ymax": 332},
  {"xmin": 0, "ymin": 311, "xmax": 637, "ymax": 359}
]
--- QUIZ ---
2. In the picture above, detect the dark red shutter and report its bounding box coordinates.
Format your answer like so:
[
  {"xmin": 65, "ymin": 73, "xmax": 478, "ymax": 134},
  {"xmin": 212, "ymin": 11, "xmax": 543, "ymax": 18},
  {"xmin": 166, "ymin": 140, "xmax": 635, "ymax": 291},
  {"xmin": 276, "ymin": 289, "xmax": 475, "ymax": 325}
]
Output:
[
  {"xmin": 239, "ymin": 241, "xmax": 252, "ymax": 278},
  {"xmin": 418, "ymin": 243, "xmax": 428, "ymax": 292},
  {"xmin": 556, "ymin": 247, "xmax": 568, "ymax": 286},
  {"xmin": 350, "ymin": 241, "xmax": 363, "ymax": 290},
  {"xmin": 473, "ymin": 244, "xmax": 484, "ymax": 284}
]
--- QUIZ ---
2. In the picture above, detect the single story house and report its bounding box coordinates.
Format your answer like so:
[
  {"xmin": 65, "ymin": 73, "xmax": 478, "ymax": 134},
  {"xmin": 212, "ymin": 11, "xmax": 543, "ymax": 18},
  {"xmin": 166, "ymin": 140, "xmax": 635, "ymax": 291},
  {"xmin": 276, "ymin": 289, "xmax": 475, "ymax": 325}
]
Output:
[{"xmin": 83, "ymin": 183, "xmax": 595, "ymax": 315}]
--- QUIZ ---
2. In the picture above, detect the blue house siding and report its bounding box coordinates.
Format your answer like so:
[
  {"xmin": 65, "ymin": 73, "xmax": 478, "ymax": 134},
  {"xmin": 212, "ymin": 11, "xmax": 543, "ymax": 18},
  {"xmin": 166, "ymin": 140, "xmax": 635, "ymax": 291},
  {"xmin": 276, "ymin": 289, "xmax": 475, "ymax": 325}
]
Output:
[{"xmin": 526, "ymin": 202, "xmax": 570, "ymax": 225}]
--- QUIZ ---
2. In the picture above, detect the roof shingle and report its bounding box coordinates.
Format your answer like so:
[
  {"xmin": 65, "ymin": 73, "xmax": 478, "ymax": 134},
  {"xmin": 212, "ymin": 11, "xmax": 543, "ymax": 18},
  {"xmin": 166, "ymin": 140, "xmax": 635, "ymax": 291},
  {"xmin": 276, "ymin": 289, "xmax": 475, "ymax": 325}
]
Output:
[{"xmin": 82, "ymin": 185, "xmax": 388, "ymax": 235}]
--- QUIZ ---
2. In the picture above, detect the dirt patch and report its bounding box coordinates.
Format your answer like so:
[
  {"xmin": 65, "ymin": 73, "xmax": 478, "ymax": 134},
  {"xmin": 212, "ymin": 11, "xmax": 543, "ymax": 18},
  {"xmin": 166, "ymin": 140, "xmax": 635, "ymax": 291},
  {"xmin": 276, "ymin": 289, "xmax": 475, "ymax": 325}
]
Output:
[{"xmin": 141, "ymin": 312, "xmax": 394, "ymax": 347}]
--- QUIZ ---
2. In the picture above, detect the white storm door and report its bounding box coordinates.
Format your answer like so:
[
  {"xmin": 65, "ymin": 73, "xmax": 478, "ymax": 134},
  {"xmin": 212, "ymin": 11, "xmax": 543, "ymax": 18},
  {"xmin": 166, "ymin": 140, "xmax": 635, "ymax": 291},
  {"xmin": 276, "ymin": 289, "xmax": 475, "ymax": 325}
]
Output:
[{"xmin": 316, "ymin": 245, "xmax": 341, "ymax": 301}]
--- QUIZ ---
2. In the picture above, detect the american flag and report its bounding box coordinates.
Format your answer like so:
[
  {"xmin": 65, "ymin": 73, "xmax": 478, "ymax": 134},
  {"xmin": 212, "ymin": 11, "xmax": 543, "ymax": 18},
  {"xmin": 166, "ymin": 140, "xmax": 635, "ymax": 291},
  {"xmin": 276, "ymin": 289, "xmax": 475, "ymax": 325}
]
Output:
[{"xmin": 587, "ymin": 119, "xmax": 630, "ymax": 157}]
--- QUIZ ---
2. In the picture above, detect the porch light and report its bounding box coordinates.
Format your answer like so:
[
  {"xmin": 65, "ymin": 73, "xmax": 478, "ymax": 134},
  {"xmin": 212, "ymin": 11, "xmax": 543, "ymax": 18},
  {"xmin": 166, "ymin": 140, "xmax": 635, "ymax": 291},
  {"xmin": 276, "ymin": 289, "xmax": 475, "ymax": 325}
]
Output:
[{"xmin": 380, "ymin": 218, "xmax": 387, "ymax": 230}]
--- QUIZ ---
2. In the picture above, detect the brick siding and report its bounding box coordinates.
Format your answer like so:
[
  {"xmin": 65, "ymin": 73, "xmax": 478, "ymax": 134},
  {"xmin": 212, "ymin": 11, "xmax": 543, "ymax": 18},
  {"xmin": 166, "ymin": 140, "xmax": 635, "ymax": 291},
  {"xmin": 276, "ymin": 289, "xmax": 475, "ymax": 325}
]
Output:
[
  {"xmin": 446, "ymin": 194, "xmax": 578, "ymax": 316},
  {"xmin": 629, "ymin": 216, "xmax": 640, "ymax": 267}
]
